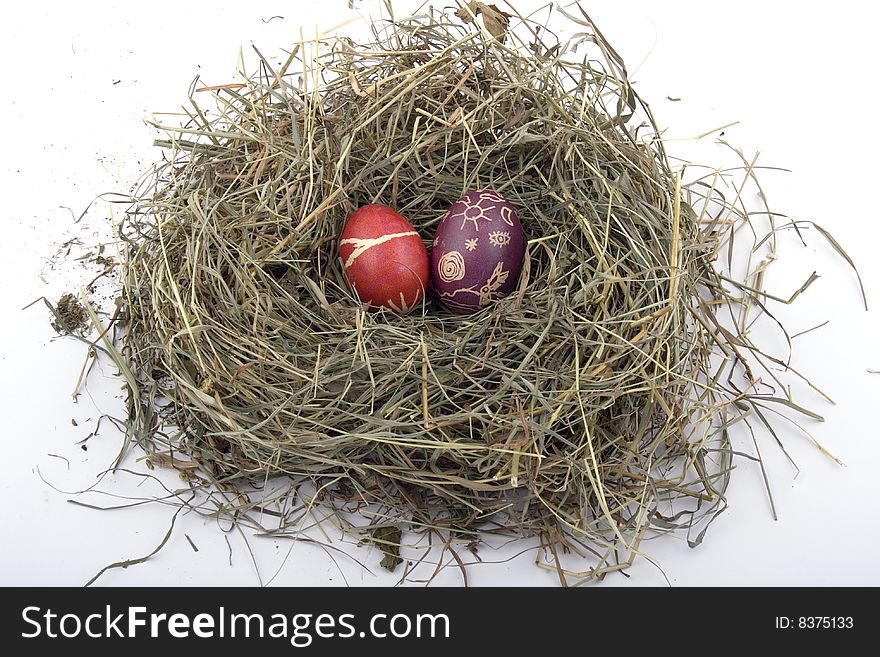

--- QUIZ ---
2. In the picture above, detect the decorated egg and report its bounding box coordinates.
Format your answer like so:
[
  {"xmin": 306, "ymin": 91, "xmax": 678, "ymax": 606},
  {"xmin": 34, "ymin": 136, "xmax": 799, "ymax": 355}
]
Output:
[
  {"xmin": 339, "ymin": 204, "xmax": 429, "ymax": 314},
  {"xmin": 430, "ymin": 190, "xmax": 525, "ymax": 313}
]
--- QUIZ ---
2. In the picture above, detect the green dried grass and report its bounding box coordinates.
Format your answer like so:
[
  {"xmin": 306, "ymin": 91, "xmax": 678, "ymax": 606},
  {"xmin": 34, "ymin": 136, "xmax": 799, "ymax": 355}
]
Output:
[{"xmin": 92, "ymin": 2, "xmax": 856, "ymax": 584}]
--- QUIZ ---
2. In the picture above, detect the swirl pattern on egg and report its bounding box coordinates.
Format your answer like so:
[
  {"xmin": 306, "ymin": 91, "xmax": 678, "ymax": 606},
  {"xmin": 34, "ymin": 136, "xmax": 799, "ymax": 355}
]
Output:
[{"xmin": 430, "ymin": 190, "xmax": 525, "ymax": 313}]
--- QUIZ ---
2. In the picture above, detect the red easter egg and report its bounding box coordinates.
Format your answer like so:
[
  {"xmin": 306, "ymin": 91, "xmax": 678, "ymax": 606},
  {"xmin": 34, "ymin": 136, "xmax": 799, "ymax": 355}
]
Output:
[{"xmin": 339, "ymin": 205, "xmax": 429, "ymax": 314}]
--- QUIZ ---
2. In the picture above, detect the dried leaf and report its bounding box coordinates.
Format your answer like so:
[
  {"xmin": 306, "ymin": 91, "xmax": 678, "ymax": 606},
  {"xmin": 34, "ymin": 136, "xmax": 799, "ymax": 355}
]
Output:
[
  {"xmin": 455, "ymin": 1, "xmax": 510, "ymax": 40},
  {"xmin": 454, "ymin": 1, "xmax": 479, "ymax": 23},
  {"xmin": 372, "ymin": 526, "xmax": 403, "ymax": 572},
  {"xmin": 479, "ymin": 3, "xmax": 510, "ymax": 39}
]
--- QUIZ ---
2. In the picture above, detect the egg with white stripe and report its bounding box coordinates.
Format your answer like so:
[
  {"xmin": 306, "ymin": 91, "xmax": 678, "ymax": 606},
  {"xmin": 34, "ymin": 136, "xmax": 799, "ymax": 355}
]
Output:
[
  {"xmin": 431, "ymin": 190, "xmax": 525, "ymax": 313},
  {"xmin": 339, "ymin": 204, "xmax": 429, "ymax": 314}
]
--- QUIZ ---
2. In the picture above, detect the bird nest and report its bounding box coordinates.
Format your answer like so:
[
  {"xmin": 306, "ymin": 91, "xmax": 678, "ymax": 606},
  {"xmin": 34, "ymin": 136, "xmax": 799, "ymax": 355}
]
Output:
[{"xmin": 101, "ymin": 3, "xmax": 849, "ymax": 583}]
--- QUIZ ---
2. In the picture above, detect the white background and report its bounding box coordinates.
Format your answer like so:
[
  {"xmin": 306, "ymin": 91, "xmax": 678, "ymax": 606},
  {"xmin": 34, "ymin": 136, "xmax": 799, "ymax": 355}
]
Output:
[{"xmin": 1, "ymin": 0, "xmax": 878, "ymax": 586}]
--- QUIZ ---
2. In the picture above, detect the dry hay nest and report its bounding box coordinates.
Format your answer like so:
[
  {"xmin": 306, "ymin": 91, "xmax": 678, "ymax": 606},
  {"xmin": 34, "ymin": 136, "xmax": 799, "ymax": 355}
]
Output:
[{"xmin": 111, "ymin": 4, "xmax": 838, "ymax": 582}]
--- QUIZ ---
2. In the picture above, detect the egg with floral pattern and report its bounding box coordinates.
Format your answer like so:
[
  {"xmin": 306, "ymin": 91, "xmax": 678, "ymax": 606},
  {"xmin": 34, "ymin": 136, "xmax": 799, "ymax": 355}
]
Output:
[{"xmin": 430, "ymin": 190, "xmax": 525, "ymax": 313}]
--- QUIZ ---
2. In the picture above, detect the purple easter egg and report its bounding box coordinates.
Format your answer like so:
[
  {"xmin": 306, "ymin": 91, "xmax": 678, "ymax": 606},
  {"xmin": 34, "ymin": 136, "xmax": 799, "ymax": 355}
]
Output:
[{"xmin": 431, "ymin": 189, "xmax": 525, "ymax": 313}]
